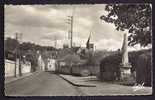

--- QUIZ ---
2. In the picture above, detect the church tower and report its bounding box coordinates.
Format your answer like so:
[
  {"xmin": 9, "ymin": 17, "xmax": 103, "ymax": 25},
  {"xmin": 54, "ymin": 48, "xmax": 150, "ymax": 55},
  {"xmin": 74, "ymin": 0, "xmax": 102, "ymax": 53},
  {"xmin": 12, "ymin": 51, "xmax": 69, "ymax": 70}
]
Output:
[{"xmin": 86, "ymin": 32, "xmax": 94, "ymax": 51}]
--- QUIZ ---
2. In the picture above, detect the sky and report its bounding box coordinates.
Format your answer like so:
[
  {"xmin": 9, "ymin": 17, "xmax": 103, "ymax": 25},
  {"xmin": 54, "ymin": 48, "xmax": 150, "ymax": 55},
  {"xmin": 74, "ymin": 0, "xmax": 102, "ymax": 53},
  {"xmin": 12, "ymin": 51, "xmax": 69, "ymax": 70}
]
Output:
[{"xmin": 5, "ymin": 4, "xmax": 151, "ymax": 51}]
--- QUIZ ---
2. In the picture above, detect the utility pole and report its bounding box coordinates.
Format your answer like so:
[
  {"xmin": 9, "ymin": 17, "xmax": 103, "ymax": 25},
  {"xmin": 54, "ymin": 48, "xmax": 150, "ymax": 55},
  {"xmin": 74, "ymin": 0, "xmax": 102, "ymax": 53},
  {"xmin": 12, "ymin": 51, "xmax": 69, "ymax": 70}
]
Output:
[
  {"xmin": 18, "ymin": 33, "xmax": 22, "ymax": 76},
  {"xmin": 14, "ymin": 33, "xmax": 18, "ymax": 77},
  {"xmin": 66, "ymin": 7, "xmax": 75, "ymax": 49},
  {"xmin": 67, "ymin": 16, "xmax": 73, "ymax": 48},
  {"xmin": 15, "ymin": 32, "xmax": 23, "ymax": 77},
  {"xmin": 70, "ymin": 16, "xmax": 73, "ymax": 48}
]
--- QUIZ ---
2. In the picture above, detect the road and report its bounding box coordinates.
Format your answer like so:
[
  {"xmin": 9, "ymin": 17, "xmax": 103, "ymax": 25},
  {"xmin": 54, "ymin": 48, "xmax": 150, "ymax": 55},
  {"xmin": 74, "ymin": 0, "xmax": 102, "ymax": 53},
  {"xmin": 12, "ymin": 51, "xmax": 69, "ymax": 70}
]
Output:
[
  {"xmin": 5, "ymin": 71, "xmax": 152, "ymax": 96},
  {"xmin": 5, "ymin": 71, "xmax": 84, "ymax": 96}
]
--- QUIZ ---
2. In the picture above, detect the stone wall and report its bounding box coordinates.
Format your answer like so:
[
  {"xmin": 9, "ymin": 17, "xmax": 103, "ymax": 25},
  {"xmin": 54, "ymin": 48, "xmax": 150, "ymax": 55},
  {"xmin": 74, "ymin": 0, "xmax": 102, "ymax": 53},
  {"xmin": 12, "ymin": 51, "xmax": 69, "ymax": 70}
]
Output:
[
  {"xmin": 57, "ymin": 64, "xmax": 100, "ymax": 76},
  {"xmin": 5, "ymin": 59, "xmax": 19, "ymax": 77},
  {"xmin": 22, "ymin": 62, "xmax": 31, "ymax": 74},
  {"xmin": 5, "ymin": 59, "xmax": 31, "ymax": 77}
]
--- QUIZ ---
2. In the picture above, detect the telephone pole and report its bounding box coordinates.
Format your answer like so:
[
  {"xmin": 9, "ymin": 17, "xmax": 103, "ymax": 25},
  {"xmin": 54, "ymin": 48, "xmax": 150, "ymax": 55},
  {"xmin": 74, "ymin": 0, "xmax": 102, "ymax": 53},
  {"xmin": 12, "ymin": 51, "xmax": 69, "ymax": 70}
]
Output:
[
  {"xmin": 14, "ymin": 33, "xmax": 18, "ymax": 77},
  {"xmin": 67, "ymin": 16, "xmax": 73, "ymax": 48},
  {"xmin": 18, "ymin": 33, "xmax": 22, "ymax": 76},
  {"xmin": 70, "ymin": 16, "xmax": 73, "ymax": 48},
  {"xmin": 14, "ymin": 32, "xmax": 23, "ymax": 77},
  {"xmin": 66, "ymin": 7, "xmax": 75, "ymax": 49}
]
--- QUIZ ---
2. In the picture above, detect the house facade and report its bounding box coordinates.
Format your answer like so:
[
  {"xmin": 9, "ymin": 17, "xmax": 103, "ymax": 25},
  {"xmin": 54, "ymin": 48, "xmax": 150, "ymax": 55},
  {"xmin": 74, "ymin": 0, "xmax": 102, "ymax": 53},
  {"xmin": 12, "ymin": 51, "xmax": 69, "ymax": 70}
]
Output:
[
  {"xmin": 37, "ymin": 51, "xmax": 45, "ymax": 71},
  {"xmin": 46, "ymin": 58, "xmax": 56, "ymax": 71}
]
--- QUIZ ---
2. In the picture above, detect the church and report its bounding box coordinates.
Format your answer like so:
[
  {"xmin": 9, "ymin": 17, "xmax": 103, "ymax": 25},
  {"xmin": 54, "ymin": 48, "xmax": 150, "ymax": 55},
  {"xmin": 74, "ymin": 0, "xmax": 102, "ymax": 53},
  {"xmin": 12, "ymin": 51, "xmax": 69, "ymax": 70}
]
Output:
[{"xmin": 86, "ymin": 33, "xmax": 94, "ymax": 51}]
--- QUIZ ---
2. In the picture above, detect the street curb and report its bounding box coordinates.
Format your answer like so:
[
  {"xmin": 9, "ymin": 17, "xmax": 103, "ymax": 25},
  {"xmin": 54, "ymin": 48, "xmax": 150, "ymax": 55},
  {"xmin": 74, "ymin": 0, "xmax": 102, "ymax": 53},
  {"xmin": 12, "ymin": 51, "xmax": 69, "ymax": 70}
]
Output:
[
  {"xmin": 58, "ymin": 74, "xmax": 96, "ymax": 87},
  {"xmin": 5, "ymin": 71, "xmax": 41, "ymax": 84}
]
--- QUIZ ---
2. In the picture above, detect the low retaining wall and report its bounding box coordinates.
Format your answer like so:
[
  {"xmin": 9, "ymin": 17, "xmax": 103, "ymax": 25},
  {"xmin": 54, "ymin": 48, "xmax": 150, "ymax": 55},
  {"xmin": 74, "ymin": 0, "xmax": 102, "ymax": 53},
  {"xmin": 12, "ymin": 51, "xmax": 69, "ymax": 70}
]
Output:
[
  {"xmin": 22, "ymin": 62, "xmax": 31, "ymax": 74},
  {"xmin": 5, "ymin": 59, "xmax": 19, "ymax": 77},
  {"xmin": 57, "ymin": 65, "xmax": 99, "ymax": 76},
  {"xmin": 5, "ymin": 59, "xmax": 31, "ymax": 77}
]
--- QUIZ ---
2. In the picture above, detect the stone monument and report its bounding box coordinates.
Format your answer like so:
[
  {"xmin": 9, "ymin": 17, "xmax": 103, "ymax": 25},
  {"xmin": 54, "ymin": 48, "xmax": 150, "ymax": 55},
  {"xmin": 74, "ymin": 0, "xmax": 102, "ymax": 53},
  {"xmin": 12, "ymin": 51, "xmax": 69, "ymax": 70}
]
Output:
[{"xmin": 120, "ymin": 33, "xmax": 132, "ymax": 81}]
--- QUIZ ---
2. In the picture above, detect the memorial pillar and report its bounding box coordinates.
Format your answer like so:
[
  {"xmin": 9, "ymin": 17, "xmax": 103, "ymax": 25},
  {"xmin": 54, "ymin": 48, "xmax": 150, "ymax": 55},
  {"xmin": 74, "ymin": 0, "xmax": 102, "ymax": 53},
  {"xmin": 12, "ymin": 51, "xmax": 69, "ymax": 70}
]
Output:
[{"xmin": 120, "ymin": 33, "xmax": 132, "ymax": 80}]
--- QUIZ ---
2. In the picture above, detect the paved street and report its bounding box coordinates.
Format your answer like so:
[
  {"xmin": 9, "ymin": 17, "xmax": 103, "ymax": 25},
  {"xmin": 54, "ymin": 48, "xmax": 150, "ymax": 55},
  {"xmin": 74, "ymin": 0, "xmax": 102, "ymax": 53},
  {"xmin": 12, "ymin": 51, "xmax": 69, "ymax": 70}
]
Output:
[
  {"xmin": 5, "ymin": 71, "xmax": 152, "ymax": 96},
  {"xmin": 5, "ymin": 71, "xmax": 83, "ymax": 96},
  {"xmin": 60, "ymin": 74, "xmax": 152, "ymax": 96}
]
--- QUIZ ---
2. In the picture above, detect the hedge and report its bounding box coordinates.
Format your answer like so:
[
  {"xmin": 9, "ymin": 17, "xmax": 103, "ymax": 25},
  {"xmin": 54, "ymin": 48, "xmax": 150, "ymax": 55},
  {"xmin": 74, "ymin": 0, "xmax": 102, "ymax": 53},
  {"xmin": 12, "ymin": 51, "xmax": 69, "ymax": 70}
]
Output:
[
  {"xmin": 99, "ymin": 49, "xmax": 152, "ymax": 85},
  {"xmin": 100, "ymin": 52, "xmax": 122, "ymax": 81}
]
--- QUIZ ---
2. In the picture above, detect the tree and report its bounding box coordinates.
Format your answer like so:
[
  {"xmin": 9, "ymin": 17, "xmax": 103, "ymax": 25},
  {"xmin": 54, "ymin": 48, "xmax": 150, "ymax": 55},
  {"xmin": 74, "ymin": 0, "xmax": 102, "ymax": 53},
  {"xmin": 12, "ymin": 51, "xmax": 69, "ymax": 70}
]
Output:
[
  {"xmin": 25, "ymin": 51, "xmax": 38, "ymax": 72},
  {"xmin": 100, "ymin": 4, "xmax": 152, "ymax": 47},
  {"xmin": 5, "ymin": 37, "xmax": 19, "ymax": 53},
  {"xmin": 20, "ymin": 42, "xmax": 34, "ymax": 51}
]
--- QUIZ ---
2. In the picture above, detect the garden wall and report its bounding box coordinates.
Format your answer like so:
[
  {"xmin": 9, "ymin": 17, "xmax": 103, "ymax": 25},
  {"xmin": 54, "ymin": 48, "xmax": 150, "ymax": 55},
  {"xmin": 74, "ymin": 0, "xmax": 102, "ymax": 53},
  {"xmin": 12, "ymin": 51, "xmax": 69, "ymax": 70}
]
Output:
[
  {"xmin": 57, "ymin": 64, "xmax": 100, "ymax": 76},
  {"xmin": 5, "ymin": 59, "xmax": 31, "ymax": 77}
]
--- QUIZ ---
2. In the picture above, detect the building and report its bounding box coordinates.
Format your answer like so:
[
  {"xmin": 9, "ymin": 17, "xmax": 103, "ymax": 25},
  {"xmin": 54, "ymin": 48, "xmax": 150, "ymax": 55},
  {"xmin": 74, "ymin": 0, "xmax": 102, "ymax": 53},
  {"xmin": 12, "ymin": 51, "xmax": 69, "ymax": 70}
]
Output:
[
  {"xmin": 36, "ymin": 51, "xmax": 45, "ymax": 71},
  {"xmin": 86, "ymin": 33, "xmax": 94, "ymax": 51},
  {"xmin": 88, "ymin": 43, "xmax": 94, "ymax": 50},
  {"xmin": 46, "ymin": 58, "xmax": 56, "ymax": 71}
]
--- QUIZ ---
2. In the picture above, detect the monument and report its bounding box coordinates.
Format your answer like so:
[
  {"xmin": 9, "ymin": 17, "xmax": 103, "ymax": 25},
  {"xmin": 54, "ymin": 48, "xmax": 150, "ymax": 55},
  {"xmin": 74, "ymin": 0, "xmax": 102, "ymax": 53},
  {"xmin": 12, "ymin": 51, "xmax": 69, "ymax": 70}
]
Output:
[{"xmin": 120, "ymin": 33, "xmax": 132, "ymax": 81}]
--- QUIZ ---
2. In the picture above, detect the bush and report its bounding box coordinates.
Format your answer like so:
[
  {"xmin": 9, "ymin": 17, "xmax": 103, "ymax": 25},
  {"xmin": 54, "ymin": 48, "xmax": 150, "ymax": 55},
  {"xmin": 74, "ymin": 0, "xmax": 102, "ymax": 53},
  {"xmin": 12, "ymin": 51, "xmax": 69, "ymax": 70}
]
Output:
[
  {"xmin": 100, "ymin": 52, "xmax": 122, "ymax": 81},
  {"xmin": 136, "ymin": 51, "xmax": 152, "ymax": 86},
  {"xmin": 129, "ymin": 49, "xmax": 152, "ymax": 73},
  {"xmin": 99, "ymin": 49, "xmax": 152, "ymax": 83}
]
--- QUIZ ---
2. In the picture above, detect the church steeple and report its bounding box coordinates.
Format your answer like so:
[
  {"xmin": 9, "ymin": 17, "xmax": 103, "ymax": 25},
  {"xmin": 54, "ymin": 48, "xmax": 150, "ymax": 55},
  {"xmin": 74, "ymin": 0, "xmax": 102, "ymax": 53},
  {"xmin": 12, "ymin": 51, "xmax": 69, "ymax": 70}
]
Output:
[
  {"xmin": 86, "ymin": 32, "xmax": 94, "ymax": 50},
  {"xmin": 86, "ymin": 32, "xmax": 91, "ymax": 49}
]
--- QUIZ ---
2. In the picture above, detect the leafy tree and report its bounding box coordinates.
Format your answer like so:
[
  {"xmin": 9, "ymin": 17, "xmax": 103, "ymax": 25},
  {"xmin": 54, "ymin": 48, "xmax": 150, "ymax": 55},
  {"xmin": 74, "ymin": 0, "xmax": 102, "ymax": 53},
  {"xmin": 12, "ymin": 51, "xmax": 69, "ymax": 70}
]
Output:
[
  {"xmin": 5, "ymin": 37, "xmax": 19, "ymax": 53},
  {"xmin": 5, "ymin": 37, "xmax": 21, "ymax": 60},
  {"xmin": 20, "ymin": 42, "xmax": 35, "ymax": 51},
  {"xmin": 100, "ymin": 4, "xmax": 152, "ymax": 47},
  {"xmin": 25, "ymin": 50, "xmax": 38, "ymax": 72}
]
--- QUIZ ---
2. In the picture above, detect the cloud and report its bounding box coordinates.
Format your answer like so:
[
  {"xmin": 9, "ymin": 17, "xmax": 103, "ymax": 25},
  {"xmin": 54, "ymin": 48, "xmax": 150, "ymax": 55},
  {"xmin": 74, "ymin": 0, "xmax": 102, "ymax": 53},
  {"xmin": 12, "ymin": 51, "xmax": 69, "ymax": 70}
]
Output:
[
  {"xmin": 95, "ymin": 38, "xmax": 123, "ymax": 50},
  {"xmin": 72, "ymin": 37, "xmax": 88, "ymax": 47},
  {"xmin": 41, "ymin": 30, "xmax": 67, "ymax": 41},
  {"xmin": 75, "ymin": 17, "xmax": 93, "ymax": 29},
  {"xmin": 5, "ymin": 5, "xmax": 67, "ymax": 29},
  {"xmin": 5, "ymin": 4, "xmax": 145, "ymax": 51}
]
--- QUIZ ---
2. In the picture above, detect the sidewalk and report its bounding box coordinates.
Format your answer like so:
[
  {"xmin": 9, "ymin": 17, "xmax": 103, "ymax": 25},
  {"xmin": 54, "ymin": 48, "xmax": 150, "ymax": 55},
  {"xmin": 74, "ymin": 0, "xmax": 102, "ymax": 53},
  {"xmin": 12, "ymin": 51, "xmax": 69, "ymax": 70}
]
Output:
[
  {"xmin": 59, "ymin": 74, "xmax": 97, "ymax": 87},
  {"xmin": 5, "ymin": 71, "xmax": 41, "ymax": 84},
  {"xmin": 59, "ymin": 74, "xmax": 152, "ymax": 95}
]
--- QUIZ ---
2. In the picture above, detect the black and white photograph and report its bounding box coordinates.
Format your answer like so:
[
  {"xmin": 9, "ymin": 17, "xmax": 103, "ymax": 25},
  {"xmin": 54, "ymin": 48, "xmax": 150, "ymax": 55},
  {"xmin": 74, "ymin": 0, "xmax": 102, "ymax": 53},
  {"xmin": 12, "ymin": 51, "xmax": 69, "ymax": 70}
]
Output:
[{"xmin": 4, "ymin": 4, "xmax": 152, "ymax": 96}]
